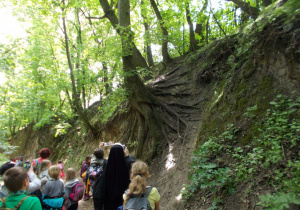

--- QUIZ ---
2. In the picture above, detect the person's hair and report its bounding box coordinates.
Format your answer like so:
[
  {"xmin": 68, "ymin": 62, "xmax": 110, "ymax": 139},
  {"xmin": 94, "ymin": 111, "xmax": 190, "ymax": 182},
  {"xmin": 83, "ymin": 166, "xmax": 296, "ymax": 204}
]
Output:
[
  {"xmin": 85, "ymin": 155, "xmax": 91, "ymax": 162},
  {"xmin": 48, "ymin": 165, "xmax": 61, "ymax": 180},
  {"xmin": 39, "ymin": 148, "xmax": 51, "ymax": 158},
  {"xmin": 0, "ymin": 162, "xmax": 15, "ymax": 176},
  {"xmin": 3, "ymin": 167, "xmax": 27, "ymax": 192},
  {"xmin": 39, "ymin": 160, "xmax": 51, "ymax": 176},
  {"xmin": 58, "ymin": 160, "xmax": 62, "ymax": 164},
  {"xmin": 93, "ymin": 148, "xmax": 104, "ymax": 159},
  {"xmin": 124, "ymin": 161, "xmax": 149, "ymax": 206},
  {"xmin": 65, "ymin": 168, "xmax": 76, "ymax": 182}
]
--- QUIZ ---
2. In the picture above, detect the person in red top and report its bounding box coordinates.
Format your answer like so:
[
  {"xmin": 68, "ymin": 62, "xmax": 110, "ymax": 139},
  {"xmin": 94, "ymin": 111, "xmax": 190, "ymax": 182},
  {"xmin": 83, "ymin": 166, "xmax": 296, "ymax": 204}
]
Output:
[
  {"xmin": 58, "ymin": 160, "xmax": 65, "ymax": 179},
  {"xmin": 32, "ymin": 148, "xmax": 52, "ymax": 168}
]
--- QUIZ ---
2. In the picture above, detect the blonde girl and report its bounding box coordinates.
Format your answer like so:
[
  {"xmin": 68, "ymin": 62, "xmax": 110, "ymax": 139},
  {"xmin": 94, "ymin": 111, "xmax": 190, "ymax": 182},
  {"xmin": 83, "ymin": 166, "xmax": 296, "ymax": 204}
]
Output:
[
  {"xmin": 64, "ymin": 168, "xmax": 81, "ymax": 210},
  {"xmin": 123, "ymin": 161, "xmax": 160, "ymax": 210},
  {"xmin": 39, "ymin": 159, "xmax": 51, "ymax": 192},
  {"xmin": 43, "ymin": 165, "xmax": 64, "ymax": 196}
]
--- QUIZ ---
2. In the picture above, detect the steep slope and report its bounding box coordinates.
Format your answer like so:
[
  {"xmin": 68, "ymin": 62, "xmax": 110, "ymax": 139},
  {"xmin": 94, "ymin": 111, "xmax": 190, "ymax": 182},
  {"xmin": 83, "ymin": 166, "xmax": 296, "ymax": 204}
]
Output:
[{"xmin": 146, "ymin": 13, "xmax": 300, "ymax": 209}]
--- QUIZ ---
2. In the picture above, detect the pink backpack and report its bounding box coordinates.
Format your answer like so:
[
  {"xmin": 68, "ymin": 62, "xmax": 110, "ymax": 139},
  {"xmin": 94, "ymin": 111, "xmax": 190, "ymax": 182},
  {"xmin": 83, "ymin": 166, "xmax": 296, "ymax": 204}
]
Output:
[{"xmin": 69, "ymin": 183, "xmax": 84, "ymax": 202}]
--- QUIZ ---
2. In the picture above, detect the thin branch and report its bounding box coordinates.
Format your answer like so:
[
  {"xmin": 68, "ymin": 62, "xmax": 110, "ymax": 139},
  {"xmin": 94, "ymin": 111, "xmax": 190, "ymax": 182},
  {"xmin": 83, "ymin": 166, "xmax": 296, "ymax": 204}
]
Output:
[
  {"xmin": 79, "ymin": 8, "xmax": 106, "ymax": 20},
  {"xmin": 88, "ymin": 16, "xmax": 106, "ymax": 20}
]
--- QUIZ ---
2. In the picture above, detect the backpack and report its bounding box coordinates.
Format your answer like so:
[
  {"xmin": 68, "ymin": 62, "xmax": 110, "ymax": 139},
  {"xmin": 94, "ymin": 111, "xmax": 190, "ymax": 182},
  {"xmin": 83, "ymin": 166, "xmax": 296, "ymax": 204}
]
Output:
[
  {"xmin": 125, "ymin": 186, "xmax": 153, "ymax": 210},
  {"xmin": 92, "ymin": 160, "xmax": 107, "ymax": 200},
  {"xmin": 23, "ymin": 162, "xmax": 31, "ymax": 171},
  {"xmin": 69, "ymin": 182, "xmax": 84, "ymax": 202},
  {"xmin": 1, "ymin": 196, "xmax": 29, "ymax": 210},
  {"xmin": 42, "ymin": 194, "xmax": 64, "ymax": 210},
  {"xmin": 87, "ymin": 160, "xmax": 105, "ymax": 188}
]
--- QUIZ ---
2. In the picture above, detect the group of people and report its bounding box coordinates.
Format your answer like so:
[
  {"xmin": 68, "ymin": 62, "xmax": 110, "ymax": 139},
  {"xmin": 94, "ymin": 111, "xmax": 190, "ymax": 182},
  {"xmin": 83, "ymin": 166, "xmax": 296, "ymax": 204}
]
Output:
[
  {"xmin": 0, "ymin": 143, "xmax": 160, "ymax": 210},
  {"xmin": 0, "ymin": 148, "xmax": 80, "ymax": 210},
  {"xmin": 80, "ymin": 143, "xmax": 160, "ymax": 210}
]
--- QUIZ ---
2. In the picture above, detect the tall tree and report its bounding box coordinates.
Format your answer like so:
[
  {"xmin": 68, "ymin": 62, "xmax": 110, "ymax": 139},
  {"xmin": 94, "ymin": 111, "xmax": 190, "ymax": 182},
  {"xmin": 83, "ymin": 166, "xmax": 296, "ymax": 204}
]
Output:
[
  {"xmin": 61, "ymin": 0, "xmax": 97, "ymax": 136},
  {"xmin": 185, "ymin": 2, "xmax": 197, "ymax": 51},
  {"xmin": 117, "ymin": 0, "xmax": 166, "ymax": 153},
  {"xmin": 99, "ymin": 0, "xmax": 149, "ymax": 69},
  {"xmin": 141, "ymin": 0, "xmax": 154, "ymax": 67},
  {"xmin": 149, "ymin": 0, "xmax": 172, "ymax": 63},
  {"xmin": 195, "ymin": 0, "xmax": 208, "ymax": 43}
]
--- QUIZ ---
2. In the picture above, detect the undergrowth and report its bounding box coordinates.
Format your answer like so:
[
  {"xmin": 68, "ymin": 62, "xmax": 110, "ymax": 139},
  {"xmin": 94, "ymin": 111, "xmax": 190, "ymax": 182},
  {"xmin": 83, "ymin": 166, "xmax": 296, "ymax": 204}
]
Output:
[{"xmin": 182, "ymin": 95, "xmax": 300, "ymax": 209}]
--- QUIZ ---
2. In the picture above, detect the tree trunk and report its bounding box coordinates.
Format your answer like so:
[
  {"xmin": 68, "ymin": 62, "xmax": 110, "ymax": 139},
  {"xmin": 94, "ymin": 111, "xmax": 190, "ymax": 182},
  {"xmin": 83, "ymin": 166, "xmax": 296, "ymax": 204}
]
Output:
[
  {"xmin": 102, "ymin": 62, "xmax": 111, "ymax": 95},
  {"xmin": 62, "ymin": 0, "xmax": 97, "ymax": 136},
  {"xmin": 205, "ymin": 19, "xmax": 209, "ymax": 44},
  {"xmin": 99, "ymin": 0, "xmax": 149, "ymax": 69},
  {"xmin": 118, "ymin": 0, "xmax": 165, "ymax": 155},
  {"xmin": 149, "ymin": 0, "xmax": 172, "ymax": 63},
  {"xmin": 195, "ymin": 0, "xmax": 208, "ymax": 43},
  {"xmin": 75, "ymin": 8, "xmax": 87, "ymax": 109},
  {"xmin": 234, "ymin": 6, "xmax": 238, "ymax": 27},
  {"xmin": 185, "ymin": 2, "xmax": 197, "ymax": 51},
  {"xmin": 226, "ymin": 0, "xmax": 260, "ymax": 19},
  {"xmin": 65, "ymin": 88, "xmax": 77, "ymax": 113},
  {"xmin": 141, "ymin": 0, "xmax": 154, "ymax": 67}
]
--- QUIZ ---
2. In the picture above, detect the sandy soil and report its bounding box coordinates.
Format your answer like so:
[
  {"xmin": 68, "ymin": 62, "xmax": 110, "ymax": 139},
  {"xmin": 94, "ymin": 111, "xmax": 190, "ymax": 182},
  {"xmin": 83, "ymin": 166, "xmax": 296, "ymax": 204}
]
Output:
[{"xmin": 78, "ymin": 198, "xmax": 93, "ymax": 210}]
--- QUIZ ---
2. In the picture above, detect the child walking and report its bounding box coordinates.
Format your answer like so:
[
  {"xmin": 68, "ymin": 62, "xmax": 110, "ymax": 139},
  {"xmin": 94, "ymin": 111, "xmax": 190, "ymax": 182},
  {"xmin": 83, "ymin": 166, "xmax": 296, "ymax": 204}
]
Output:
[
  {"xmin": 123, "ymin": 161, "xmax": 160, "ymax": 210},
  {"xmin": 0, "ymin": 167, "xmax": 42, "ymax": 210},
  {"xmin": 80, "ymin": 155, "xmax": 91, "ymax": 201},
  {"xmin": 38, "ymin": 160, "xmax": 51, "ymax": 193},
  {"xmin": 42, "ymin": 165, "xmax": 64, "ymax": 197},
  {"xmin": 64, "ymin": 168, "xmax": 82, "ymax": 210},
  {"xmin": 42, "ymin": 165, "xmax": 64, "ymax": 210}
]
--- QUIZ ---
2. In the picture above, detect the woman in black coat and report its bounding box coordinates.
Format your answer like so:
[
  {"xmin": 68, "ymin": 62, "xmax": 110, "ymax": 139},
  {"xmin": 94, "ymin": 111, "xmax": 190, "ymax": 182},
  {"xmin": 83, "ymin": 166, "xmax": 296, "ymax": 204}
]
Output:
[{"xmin": 103, "ymin": 143, "xmax": 130, "ymax": 210}]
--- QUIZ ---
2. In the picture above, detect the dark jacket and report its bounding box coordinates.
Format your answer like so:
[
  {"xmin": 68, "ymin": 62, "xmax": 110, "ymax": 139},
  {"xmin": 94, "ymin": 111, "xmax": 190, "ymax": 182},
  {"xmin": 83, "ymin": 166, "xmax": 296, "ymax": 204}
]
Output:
[
  {"xmin": 103, "ymin": 145, "xmax": 130, "ymax": 210},
  {"xmin": 124, "ymin": 155, "xmax": 136, "ymax": 174}
]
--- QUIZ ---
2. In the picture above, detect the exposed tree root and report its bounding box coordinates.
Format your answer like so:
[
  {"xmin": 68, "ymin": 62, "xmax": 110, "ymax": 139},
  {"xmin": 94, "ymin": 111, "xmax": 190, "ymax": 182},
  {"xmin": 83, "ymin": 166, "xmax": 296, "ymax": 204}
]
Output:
[
  {"xmin": 149, "ymin": 88, "xmax": 191, "ymax": 97},
  {"xmin": 154, "ymin": 100, "xmax": 189, "ymax": 142},
  {"xmin": 152, "ymin": 81, "xmax": 189, "ymax": 89},
  {"xmin": 153, "ymin": 70, "xmax": 189, "ymax": 84},
  {"xmin": 167, "ymin": 101, "xmax": 200, "ymax": 109}
]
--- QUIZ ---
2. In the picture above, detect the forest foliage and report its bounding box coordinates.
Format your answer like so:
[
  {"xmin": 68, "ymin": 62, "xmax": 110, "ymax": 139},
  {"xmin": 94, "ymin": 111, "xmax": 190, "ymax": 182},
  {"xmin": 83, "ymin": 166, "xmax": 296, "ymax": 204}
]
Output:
[
  {"xmin": 183, "ymin": 95, "xmax": 300, "ymax": 208},
  {"xmin": 1, "ymin": 0, "xmax": 287, "ymax": 143}
]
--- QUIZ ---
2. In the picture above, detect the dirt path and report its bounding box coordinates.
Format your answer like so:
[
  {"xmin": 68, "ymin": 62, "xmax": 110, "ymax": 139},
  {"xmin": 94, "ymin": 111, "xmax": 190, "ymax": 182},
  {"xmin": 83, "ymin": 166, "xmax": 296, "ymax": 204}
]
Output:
[
  {"xmin": 76, "ymin": 173, "xmax": 94, "ymax": 210},
  {"xmin": 78, "ymin": 198, "xmax": 93, "ymax": 210}
]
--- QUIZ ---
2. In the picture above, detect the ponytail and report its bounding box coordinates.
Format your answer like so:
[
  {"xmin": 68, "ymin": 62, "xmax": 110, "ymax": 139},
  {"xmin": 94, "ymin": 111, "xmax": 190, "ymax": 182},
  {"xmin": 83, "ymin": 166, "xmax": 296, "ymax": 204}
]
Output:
[{"xmin": 123, "ymin": 161, "xmax": 149, "ymax": 208}]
